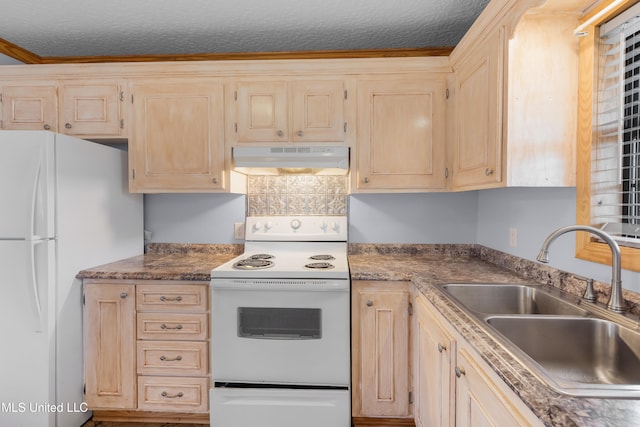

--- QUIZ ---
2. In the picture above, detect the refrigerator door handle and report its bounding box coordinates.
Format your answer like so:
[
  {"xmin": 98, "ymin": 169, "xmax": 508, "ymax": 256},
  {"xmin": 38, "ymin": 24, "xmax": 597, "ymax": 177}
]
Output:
[
  {"xmin": 28, "ymin": 156, "xmax": 42, "ymax": 240},
  {"xmin": 26, "ymin": 240, "xmax": 44, "ymax": 332}
]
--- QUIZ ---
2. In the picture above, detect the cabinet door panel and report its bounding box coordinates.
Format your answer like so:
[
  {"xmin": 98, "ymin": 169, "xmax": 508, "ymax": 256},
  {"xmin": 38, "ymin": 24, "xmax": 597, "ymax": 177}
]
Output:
[
  {"xmin": 60, "ymin": 83, "xmax": 123, "ymax": 136},
  {"xmin": 453, "ymin": 28, "xmax": 504, "ymax": 189},
  {"xmin": 84, "ymin": 283, "xmax": 136, "ymax": 409},
  {"xmin": 291, "ymin": 80, "xmax": 344, "ymax": 142},
  {"xmin": 236, "ymin": 81, "xmax": 288, "ymax": 142},
  {"xmin": 130, "ymin": 81, "xmax": 225, "ymax": 192},
  {"xmin": 357, "ymin": 79, "xmax": 446, "ymax": 190},
  {"xmin": 1, "ymin": 85, "xmax": 57, "ymax": 131}
]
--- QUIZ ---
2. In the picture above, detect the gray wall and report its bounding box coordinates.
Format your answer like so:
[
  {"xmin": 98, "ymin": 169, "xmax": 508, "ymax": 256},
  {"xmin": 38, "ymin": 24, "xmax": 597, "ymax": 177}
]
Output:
[
  {"xmin": 0, "ymin": 54, "xmax": 23, "ymax": 65},
  {"xmin": 144, "ymin": 187, "xmax": 640, "ymax": 293}
]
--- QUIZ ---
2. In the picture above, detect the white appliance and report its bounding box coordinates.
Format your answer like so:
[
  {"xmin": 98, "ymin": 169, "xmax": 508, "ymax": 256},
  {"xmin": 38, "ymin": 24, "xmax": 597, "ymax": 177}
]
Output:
[
  {"xmin": 210, "ymin": 216, "xmax": 350, "ymax": 427},
  {"xmin": 232, "ymin": 145, "xmax": 349, "ymax": 175},
  {"xmin": 0, "ymin": 131, "xmax": 143, "ymax": 427}
]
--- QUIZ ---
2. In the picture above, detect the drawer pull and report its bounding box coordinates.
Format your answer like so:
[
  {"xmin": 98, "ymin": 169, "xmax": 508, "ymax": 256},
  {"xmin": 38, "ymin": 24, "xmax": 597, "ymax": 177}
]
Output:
[
  {"xmin": 161, "ymin": 391, "xmax": 184, "ymax": 399},
  {"xmin": 160, "ymin": 355, "xmax": 183, "ymax": 362},
  {"xmin": 437, "ymin": 343, "xmax": 446, "ymax": 353},
  {"xmin": 159, "ymin": 295, "xmax": 183, "ymax": 302},
  {"xmin": 160, "ymin": 324, "xmax": 183, "ymax": 330}
]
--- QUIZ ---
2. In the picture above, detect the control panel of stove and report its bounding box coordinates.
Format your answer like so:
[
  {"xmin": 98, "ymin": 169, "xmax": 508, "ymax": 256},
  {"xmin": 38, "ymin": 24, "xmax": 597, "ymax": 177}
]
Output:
[{"xmin": 245, "ymin": 216, "xmax": 348, "ymax": 241}]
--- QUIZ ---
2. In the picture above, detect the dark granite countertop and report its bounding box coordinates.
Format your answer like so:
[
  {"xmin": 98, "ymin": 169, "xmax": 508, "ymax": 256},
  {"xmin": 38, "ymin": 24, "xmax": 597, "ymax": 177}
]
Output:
[{"xmin": 349, "ymin": 244, "xmax": 640, "ymax": 427}]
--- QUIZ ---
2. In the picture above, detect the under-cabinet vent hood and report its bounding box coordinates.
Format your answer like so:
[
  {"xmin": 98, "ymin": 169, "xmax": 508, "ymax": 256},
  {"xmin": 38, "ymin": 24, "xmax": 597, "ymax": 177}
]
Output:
[{"xmin": 232, "ymin": 146, "xmax": 349, "ymax": 175}]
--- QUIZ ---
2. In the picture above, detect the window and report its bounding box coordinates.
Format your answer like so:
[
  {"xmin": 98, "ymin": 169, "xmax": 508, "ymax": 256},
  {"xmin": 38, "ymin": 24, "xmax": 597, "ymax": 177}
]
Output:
[{"xmin": 578, "ymin": 0, "xmax": 640, "ymax": 271}]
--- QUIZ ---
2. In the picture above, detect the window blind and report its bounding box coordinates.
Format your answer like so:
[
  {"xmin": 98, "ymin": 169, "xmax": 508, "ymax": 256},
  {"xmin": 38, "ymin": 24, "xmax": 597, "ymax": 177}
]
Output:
[{"xmin": 592, "ymin": 3, "xmax": 640, "ymax": 246}]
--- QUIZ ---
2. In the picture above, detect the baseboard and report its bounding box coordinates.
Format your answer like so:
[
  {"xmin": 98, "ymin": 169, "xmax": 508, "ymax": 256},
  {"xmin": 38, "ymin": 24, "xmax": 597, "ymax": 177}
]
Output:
[
  {"xmin": 352, "ymin": 416, "xmax": 416, "ymax": 426},
  {"xmin": 90, "ymin": 410, "xmax": 209, "ymax": 424}
]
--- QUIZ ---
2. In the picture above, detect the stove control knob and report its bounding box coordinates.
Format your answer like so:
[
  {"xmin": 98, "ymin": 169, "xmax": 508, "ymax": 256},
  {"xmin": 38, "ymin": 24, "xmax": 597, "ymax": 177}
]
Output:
[
  {"xmin": 252, "ymin": 222, "xmax": 262, "ymax": 232},
  {"xmin": 330, "ymin": 222, "xmax": 339, "ymax": 233},
  {"xmin": 264, "ymin": 221, "xmax": 273, "ymax": 231},
  {"xmin": 320, "ymin": 221, "xmax": 328, "ymax": 231},
  {"xmin": 290, "ymin": 219, "xmax": 302, "ymax": 230}
]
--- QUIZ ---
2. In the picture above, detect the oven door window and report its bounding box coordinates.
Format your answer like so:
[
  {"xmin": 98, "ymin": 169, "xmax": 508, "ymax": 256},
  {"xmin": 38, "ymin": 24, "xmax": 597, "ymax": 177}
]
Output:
[{"xmin": 237, "ymin": 307, "xmax": 321, "ymax": 339}]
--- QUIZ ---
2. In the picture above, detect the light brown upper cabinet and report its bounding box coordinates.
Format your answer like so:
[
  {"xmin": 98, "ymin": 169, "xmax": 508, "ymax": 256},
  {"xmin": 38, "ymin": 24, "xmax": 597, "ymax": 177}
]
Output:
[
  {"xmin": 129, "ymin": 80, "xmax": 227, "ymax": 193},
  {"xmin": 232, "ymin": 79, "xmax": 347, "ymax": 144},
  {"xmin": 355, "ymin": 77, "xmax": 447, "ymax": 192},
  {"xmin": 0, "ymin": 81, "xmax": 127, "ymax": 138},
  {"xmin": 451, "ymin": 5, "xmax": 578, "ymax": 190}
]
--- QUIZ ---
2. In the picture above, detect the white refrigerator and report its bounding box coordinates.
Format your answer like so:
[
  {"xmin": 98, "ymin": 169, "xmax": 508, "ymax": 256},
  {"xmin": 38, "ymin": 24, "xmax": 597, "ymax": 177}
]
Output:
[{"xmin": 0, "ymin": 131, "xmax": 143, "ymax": 427}]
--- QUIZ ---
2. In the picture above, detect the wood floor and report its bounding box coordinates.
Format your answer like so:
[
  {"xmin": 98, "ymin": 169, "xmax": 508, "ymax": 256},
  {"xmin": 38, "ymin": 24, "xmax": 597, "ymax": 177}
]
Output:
[{"xmin": 81, "ymin": 420, "xmax": 207, "ymax": 427}]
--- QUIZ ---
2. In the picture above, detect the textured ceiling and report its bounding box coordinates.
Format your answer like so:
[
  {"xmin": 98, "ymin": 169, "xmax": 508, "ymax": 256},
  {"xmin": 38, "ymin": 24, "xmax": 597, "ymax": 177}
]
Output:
[{"xmin": 0, "ymin": 0, "xmax": 490, "ymax": 58}]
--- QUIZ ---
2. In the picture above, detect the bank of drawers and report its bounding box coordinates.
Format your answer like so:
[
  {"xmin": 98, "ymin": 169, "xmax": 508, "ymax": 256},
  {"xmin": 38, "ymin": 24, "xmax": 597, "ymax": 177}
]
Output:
[{"xmin": 136, "ymin": 283, "xmax": 209, "ymax": 412}]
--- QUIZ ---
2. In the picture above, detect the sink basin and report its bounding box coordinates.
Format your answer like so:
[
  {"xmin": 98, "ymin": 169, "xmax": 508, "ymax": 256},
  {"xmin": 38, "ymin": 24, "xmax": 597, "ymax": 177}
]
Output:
[
  {"xmin": 441, "ymin": 283, "xmax": 589, "ymax": 316},
  {"xmin": 486, "ymin": 316, "xmax": 640, "ymax": 397}
]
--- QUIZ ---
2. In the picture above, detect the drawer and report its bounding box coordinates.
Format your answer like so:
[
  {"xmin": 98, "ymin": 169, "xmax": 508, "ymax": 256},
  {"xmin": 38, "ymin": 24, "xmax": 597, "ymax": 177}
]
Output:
[
  {"xmin": 137, "ymin": 312, "xmax": 208, "ymax": 341},
  {"xmin": 137, "ymin": 340, "xmax": 208, "ymax": 376},
  {"xmin": 138, "ymin": 376, "xmax": 209, "ymax": 412},
  {"xmin": 137, "ymin": 284, "xmax": 208, "ymax": 311}
]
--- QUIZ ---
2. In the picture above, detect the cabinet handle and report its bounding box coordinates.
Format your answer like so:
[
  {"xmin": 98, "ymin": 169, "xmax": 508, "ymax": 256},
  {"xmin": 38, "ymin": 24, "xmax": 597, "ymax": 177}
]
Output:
[
  {"xmin": 366, "ymin": 300, "xmax": 373, "ymax": 307},
  {"xmin": 363, "ymin": 177, "xmax": 370, "ymax": 184},
  {"xmin": 65, "ymin": 123, "xmax": 72, "ymax": 129},
  {"xmin": 43, "ymin": 124, "xmax": 51, "ymax": 130},
  {"xmin": 119, "ymin": 292, "xmax": 128, "ymax": 299},
  {"xmin": 455, "ymin": 366, "xmax": 466, "ymax": 378},
  {"xmin": 437, "ymin": 343, "xmax": 446, "ymax": 353},
  {"xmin": 296, "ymin": 130, "xmax": 304, "ymax": 137},
  {"xmin": 160, "ymin": 355, "xmax": 183, "ymax": 362},
  {"xmin": 277, "ymin": 130, "xmax": 284, "ymax": 137},
  {"xmin": 160, "ymin": 323, "xmax": 183, "ymax": 330},
  {"xmin": 485, "ymin": 168, "xmax": 494, "ymax": 176},
  {"xmin": 159, "ymin": 295, "xmax": 182, "ymax": 302},
  {"xmin": 161, "ymin": 391, "xmax": 184, "ymax": 399}
]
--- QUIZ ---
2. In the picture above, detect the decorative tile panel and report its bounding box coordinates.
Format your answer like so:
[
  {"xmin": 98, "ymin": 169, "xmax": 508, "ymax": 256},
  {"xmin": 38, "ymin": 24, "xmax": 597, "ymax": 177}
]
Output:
[{"xmin": 247, "ymin": 175, "xmax": 348, "ymax": 216}]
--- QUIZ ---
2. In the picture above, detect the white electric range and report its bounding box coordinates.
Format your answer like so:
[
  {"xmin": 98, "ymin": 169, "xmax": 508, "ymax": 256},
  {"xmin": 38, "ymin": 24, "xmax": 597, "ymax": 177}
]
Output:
[{"xmin": 210, "ymin": 216, "xmax": 351, "ymax": 427}]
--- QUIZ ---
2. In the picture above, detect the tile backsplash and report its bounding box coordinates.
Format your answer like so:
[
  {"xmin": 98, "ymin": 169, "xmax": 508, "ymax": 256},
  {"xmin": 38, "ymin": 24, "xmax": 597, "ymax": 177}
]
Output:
[{"xmin": 247, "ymin": 175, "xmax": 349, "ymax": 216}]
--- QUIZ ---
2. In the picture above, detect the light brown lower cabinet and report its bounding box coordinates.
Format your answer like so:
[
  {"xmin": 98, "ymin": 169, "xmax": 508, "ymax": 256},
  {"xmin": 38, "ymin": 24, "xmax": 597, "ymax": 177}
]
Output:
[
  {"xmin": 414, "ymin": 293, "xmax": 544, "ymax": 427},
  {"xmin": 83, "ymin": 280, "xmax": 210, "ymax": 423},
  {"xmin": 352, "ymin": 281, "xmax": 413, "ymax": 425}
]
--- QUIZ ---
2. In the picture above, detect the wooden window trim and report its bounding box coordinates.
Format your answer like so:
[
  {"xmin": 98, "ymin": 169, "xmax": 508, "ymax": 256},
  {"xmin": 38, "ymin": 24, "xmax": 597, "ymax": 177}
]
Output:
[{"xmin": 577, "ymin": 0, "xmax": 640, "ymax": 272}]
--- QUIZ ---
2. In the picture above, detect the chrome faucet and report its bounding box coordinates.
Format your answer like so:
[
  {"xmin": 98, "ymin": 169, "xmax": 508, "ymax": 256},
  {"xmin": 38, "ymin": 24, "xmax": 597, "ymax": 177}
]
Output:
[{"xmin": 536, "ymin": 225, "xmax": 627, "ymax": 313}]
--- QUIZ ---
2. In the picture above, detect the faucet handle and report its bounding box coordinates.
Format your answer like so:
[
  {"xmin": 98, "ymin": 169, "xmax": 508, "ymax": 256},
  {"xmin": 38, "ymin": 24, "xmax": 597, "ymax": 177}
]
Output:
[{"xmin": 583, "ymin": 278, "xmax": 597, "ymax": 303}]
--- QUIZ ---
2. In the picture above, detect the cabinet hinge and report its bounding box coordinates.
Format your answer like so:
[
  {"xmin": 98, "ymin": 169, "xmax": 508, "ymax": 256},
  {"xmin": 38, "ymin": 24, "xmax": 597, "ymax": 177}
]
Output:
[
  {"xmin": 83, "ymin": 384, "xmax": 86, "ymax": 395},
  {"xmin": 234, "ymin": 123, "xmax": 238, "ymax": 133},
  {"xmin": 119, "ymin": 91, "xmax": 124, "ymax": 102},
  {"xmin": 234, "ymin": 91, "xmax": 238, "ymax": 101},
  {"xmin": 120, "ymin": 119, "xmax": 124, "ymax": 129},
  {"xmin": 408, "ymin": 302, "xmax": 413, "ymax": 316},
  {"xmin": 0, "ymin": 93, "xmax": 3, "ymax": 103},
  {"xmin": 446, "ymin": 88, "xmax": 450, "ymax": 99},
  {"xmin": 343, "ymin": 122, "xmax": 347, "ymax": 133},
  {"xmin": 344, "ymin": 90, "xmax": 348, "ymax": 100},
  {"xmin": 131, "ymin": 94, "xmax": 134, "ymax": 104},
  {"xmin": 445, "ymin": 167, "xmax": 449, "ymax": 178},
  {"xmin": 409, "ymin": 391, "xmax": 413, "ymax": 404},
  {"xmin": 132, "ymin": 169, "xmax": 136, "ymax": 180}
]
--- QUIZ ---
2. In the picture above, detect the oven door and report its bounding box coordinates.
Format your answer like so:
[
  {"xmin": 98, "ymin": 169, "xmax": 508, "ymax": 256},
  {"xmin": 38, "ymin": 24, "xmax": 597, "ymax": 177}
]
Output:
[{"xmin": 211, "ymin": 279, "xmax": 350, "ymax": 386}]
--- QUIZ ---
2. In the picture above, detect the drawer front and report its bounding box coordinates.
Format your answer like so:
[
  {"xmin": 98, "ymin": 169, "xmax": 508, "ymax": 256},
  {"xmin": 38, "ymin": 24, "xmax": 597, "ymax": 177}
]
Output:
[
  {"xmin": 137, "ymin": 340, "xmax": 208, "ymax": 376},
  {"xmin": 138, "ymin": 376, "xmax": 208, "ymax": 412},
  {"xmin": 137, "ymin": 284, "xmax": 208, "ymax": 311},
  {"xmin": 137, "ymin": 312, "xmax": 208, "ymax": 341}
]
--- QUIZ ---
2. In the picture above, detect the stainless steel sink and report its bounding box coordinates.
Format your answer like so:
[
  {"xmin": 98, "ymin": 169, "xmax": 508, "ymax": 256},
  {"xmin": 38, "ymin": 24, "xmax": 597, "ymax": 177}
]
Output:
[
  {"xmin": 441, "ymin": 283, "xmax": 590, "ymax": 316},
  {"xmin": 486, "ymin": 316, "xmax": 640, "ymax": 397}
]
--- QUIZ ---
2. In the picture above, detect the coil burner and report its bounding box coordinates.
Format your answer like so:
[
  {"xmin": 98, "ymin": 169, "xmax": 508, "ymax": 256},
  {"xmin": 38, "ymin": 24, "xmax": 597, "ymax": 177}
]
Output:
[
  {"xmin": 304, "ymin": 262, "xmax": 335, "ymax": 270},
  {"xmin": 234, "ymin": 258, "xmax": 274, "ymax": 270},
  {"xmin": 309, "ymin": 254, "xmax": 336, "ymax": 261}
]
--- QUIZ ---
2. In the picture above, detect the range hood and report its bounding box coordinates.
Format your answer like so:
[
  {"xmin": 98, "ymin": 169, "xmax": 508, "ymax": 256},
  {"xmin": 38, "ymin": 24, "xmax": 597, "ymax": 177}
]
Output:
[{"xmin": 232, "ymin": 145, "xmax": 349, "ymax": 175}]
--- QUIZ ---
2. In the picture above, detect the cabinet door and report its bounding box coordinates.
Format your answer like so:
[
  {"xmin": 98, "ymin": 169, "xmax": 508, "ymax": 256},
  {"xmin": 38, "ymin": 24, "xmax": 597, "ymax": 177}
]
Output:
[
  {"xmin": 291, "ymin": 80, "xmax": 345, "ymax": 142},
  {"xmin": 453, "ymin": 27, "xmax": 505, "ymax": 190},
  {"xmin": 455, "ymin": 347, "xmax": 529, "ymax": 427},
  {"xmin": 0, "ymin": 85, "xmax": 57, "ymax": 131},
  {"xmin": 352, "ymin": 282, "xmax": 411, "ymax": 418},
  {"xmin": 415, "ymin": 295, "xmax": 455, "ymax": 427},
  {"xmin": 84, "ymin": 283, "xmax": 136, "ymax": 409},
  {"xmin": 130, "ymin": 81, "xmax": 225, "ymax": 192},
  {"xmin": 235, "ymin": 81, "xmax": 288, "ymax": 142},
  {"xmin": 356, "ymin": 78, "xmax": 447, "ymax": 191},
  {"xmin": 60, "ymin": 83, "xmax": 124, "ymax": 137}
]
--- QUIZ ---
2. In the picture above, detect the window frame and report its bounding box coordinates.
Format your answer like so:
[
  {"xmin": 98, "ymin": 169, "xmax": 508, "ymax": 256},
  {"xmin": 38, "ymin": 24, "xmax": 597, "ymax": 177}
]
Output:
[{"xmin": 577, "ymin": 0, "xmax": 640, "ymax": 271}]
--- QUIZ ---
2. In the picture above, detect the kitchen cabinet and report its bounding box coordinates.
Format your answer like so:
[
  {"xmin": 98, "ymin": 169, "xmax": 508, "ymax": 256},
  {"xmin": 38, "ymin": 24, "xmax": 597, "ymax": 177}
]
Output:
[
  {"xmin": 352, "ymin": 281, "xmax": 412, "ymax": 425},
  {"xmin": 0, "ymin": 81, "xmax": 126, "ymax": 138},
  {"xmin": 83, "ymin": 280, "xmax": 210, "ymax": 423},
  {"xmin": 129, "ymin": 80, "xmax": 228, "ymax": 193},
  {"xmin": 414, "ymin": 293, "xmax": 454, "ymax": 427},
  {"xmin": 450, "ymin": 4, "xmax": 578, "ymax": 190},
  {"xmin": 84, "ymin": 283, "xmax": 136, "ymax": 410},
  {"xmin": 415, "ymin": 293, "xmax": 543, "ymax": 427},
  {"xmin": 355, "ymin": 77, "xmax": 447, "ymax": 192},
  {"xmin": 232, "ymin": 79, "xmax": 347, "ymax": 143}
]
